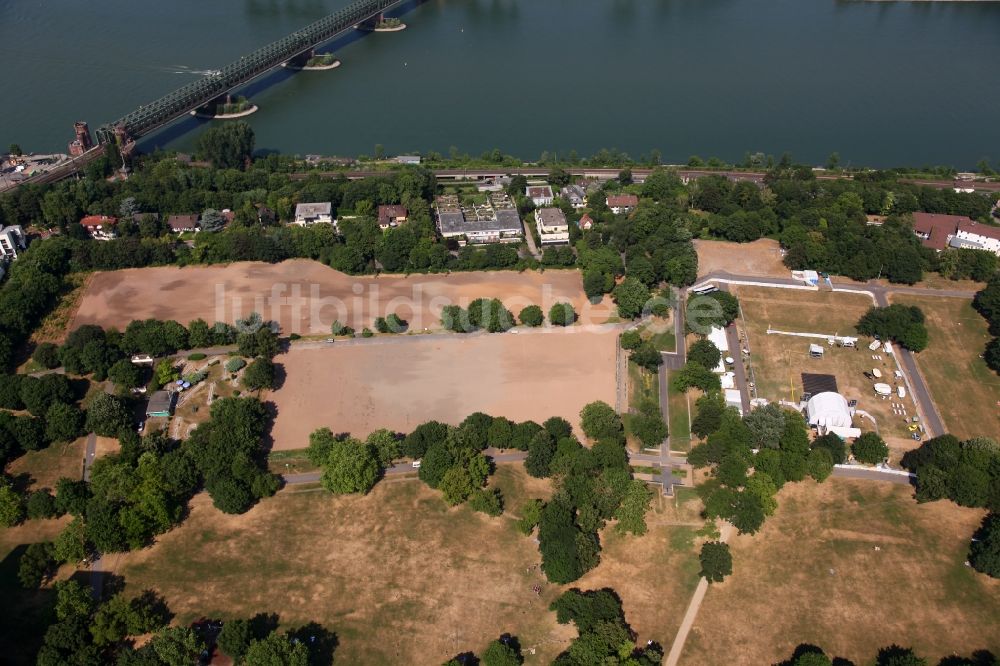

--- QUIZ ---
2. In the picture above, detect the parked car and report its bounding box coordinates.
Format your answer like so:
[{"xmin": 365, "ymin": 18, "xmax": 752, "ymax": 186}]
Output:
[{"xmin": 411, "ymin": 460, "xmax": 422, "ymax": 469}]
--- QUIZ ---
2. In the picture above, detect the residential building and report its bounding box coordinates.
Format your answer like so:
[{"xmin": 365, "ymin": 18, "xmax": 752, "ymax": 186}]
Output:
[
  {"xmin": 80, "ymin": 215, "xmax": 118, "ymax": 241},
  {"xmin": 167, "ymin": 214, "xmax": 199, "ymax": 233},
  {"xmin": 578, "ymin": 213, "xmax": 595, "ymax": 230},
  {"xmin": 607, "ymin": 194, "xmax": 639, "ymax": 214},
  {"xmin": 954, "ymin": 219, "xmax": 1000, "ymax": 255},
  {"xmin": 377, "ymin": 205, "xmax": 409, "ymax": 230},
  {"xmin": 435, "ymin": 194, "xmax": 523, "ymax": 245},
  {"xmin": 535, "ymin": 207, "xmax": 570, "ymax": 244},
  {"xmin": 911, "ymin": 212, "xmax": 1000, "ymax": 255},
  {"xmin": 0, "ymin": 225, "xmax": 26, "ymax": 259},
  {"xmin": 293, "ymin": 202, "xmax": 334, "ymax": 226},
  {"xmin": 526, "ymin": 185, "xmax": 554, "ymax": 207},
  {"xmin": 560, "ymin": 184, "xmax": 587, "ymax": 209}
]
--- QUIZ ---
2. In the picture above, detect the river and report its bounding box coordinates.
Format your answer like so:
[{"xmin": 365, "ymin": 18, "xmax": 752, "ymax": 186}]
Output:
[{"xmin": 1, "ymin": 0, "xmax": 999, "ymax": 167}]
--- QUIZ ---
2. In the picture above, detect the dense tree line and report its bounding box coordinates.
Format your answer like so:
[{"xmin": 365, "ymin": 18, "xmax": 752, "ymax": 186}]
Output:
[
  {"xmin": 687, "ymin": 163, "xmax": 998, "ymax": 285},
  {"xmin": 777, "ymin": 641, "xmax": 996, "ymax": 666},
  {"xmin": 973, "ymin": 274, "xmax": 1000, "ymax": 374},
  {"xmin": 0, "ymin": 373, "xmax": 86, "ymax": 471},
  {"xmin": 31, "ymin": 576, "xmax": 337, "ymax": 666}
]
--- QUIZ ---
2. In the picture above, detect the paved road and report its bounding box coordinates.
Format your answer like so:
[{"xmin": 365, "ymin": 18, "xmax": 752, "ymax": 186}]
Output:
[
  {"xmin": 82, "ymin": 433, "xmax": 97, "ymax": 482},
  {"xmin": 695, "ymin": 271, "xmax": 954, "ymax": 438}
]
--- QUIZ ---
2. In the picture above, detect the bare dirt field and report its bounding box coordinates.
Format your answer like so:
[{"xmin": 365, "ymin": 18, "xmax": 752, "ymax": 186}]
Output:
[
  {"xmin": 114, "ymin": 466, "xmax": 574, "ymax": 664},
  {"xmin": 72, "ymin": 261, "xmax": 612, "ymax": 335},
  {"xmin": 735, "ymin": 286, "xmax": 918, "ymax": 449},
  {"xmin": 683, "ymin": 479, "xmax": 1000, "ymax": 665},
  {"xmin": 267, "ymin": 328, "xmax": 618, "ymax": 449},
  {"xmin": 694, "ymin": 239, "xmax": 788, "ymax": 279},
  {"xmin": 890, "ymin": 294, "xmax": 1000, "ymax": 441}
]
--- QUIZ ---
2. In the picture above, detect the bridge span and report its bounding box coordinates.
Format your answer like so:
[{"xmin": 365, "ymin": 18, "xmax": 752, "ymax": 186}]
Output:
[{"xmin": 94, "ymin": 0, "xmax": 402, "ymax": 146}]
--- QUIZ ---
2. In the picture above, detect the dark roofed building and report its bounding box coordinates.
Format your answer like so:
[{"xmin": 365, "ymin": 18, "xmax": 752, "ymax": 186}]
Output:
[
  {"xmin": 606, "ymin": 194, "xmax": 639, "ymax": 214},
  {"xmin": 145, "ymin": 390, "xmax": 176, "ymax": 418},
  {"xmin": 167, "ymin": 214, "xmax": 199, "ymax": 233},
  {"xmin": 377, "ymin": 205, "xmax": 408, "ymax": 230}
]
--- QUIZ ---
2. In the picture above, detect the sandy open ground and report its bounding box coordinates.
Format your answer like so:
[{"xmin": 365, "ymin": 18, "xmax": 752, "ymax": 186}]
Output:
[
  {"xmin": 684, "ymin": 479, "xmax": 1000, "ymax": 664},
  {"xmin": 694, "ymin": 239, "xmax": 788, "ymax": 279},
  {"xmin": 267, "ymin": 328, "xmax": 618, "ymax": 448},
  {"xmin": 72, "ymin": 261, "xmax": 611, "ymax": 334}
]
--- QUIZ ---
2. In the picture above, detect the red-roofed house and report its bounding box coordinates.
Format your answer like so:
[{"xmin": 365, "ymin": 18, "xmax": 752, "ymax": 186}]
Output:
[
  {"xmin": 377, "ymin": 205, "xmax": 408, "ymax": 230},
  {"xmin": 167, "ymin": 214, "xmax": 199, "ymax": 233},
  {"xmin": 606, "ymin": 194, "xmax": 639, "ymax": 214},
  {"xmin": 911, "ymin": 212, "xmax": 969, "ymax": 251},
  {"xmin": 80, "ymin": 215, "xmax": 118, "ymax": 241},
  {"xmin": 578, "ymin": 213, "xmax": 594, "ymax": 230},
  {"xmin": 526, "ymin": 185, "xmax": 554, "ymax": 207}
]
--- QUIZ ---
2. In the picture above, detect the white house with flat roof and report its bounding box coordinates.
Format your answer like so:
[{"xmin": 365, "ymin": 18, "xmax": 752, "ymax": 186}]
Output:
[
  {"xmin": 293, "ymin": 202, "xmax": 334, "ymax": 226},
  {"xmin": 0, "ymin": 225, "xmax": 26, "ymax": 260},
  {"xmin": 535, "ymin": 208, "xmax": 570, "ymax": 244},
  {"xmin": 526, "ymin": 185, "xmax": 554, "ymax": 207}
]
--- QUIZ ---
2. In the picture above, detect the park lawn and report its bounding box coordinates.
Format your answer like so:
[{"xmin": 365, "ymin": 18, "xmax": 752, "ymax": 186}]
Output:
[
  {"xmin": 890, "ymin": 295, "xmax": 1000, "ymax": 441},
  {"xmin": 668, "ymin": 379, "xmax": 692, "ymax": 452},
  {"xmin": 734, "ymin": 286, "xmax": 916, "ymax": 446},
  {"xmin": 116, "ymin": 466, "xmax": 577, "ymax": 664},
  {"xmin": 7, "ymin": 438, "xmax": 86, "ymax": 491},
  {"xmin": 682, "ymin": 479, "xmax": 1000, "ymax": 665},
  {"xmin": 267, "ymin": 448, "xmax": 319, "ymax": 476}
]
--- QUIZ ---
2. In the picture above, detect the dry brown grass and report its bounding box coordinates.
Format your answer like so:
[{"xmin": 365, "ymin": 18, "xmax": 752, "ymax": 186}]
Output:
[
  {"xmin": 683, "ymin": 479, "xmax": 1000, "ymax": 665},
  {"xmin": 890, "ymin": 294, "xmax": 1000, "ymax": 441},
  {"xmin": 29, "ymin": 273, "xmax": 91, "ymax": 345},
  {"xmin": 72, "ymin": 261, "xmax": 614, "ymax": 334},
  {"xmin": 694, "ymin": 239, "xmax": 788, "ymax": 279},
  {"xmin": 267, "ymin": 329, "xmax": 618, "ymax": 450},
  {"xmin": 7, "ymin": 438, "xmax": 86, "ymax": 490},
  {"xmin": 114, "ymin": 467, "xmax": 574, "ymax": 664},
  {"xmin": 735, "ymin": 287, "xmax": 919, "ymax": 450}
]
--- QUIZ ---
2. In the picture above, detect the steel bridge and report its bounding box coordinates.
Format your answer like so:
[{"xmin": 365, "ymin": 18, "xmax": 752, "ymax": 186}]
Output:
[{"xmin": 95, "ymin": 0, "xmax": 401, "ymax": 145}]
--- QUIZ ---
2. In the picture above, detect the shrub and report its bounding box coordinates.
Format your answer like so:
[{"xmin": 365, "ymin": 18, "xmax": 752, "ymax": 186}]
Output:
[
  {"xmin": 225, "ymin": 358, "xmax": 246, "ymax": 373},
  {"xmin": 519, "ymin": 305, "xmax": 544, "ymax": 327},
  {"xmin": 469, "ymin": 488, "xmax": 504, "ymax": 516},
  {"xmin": 187, "ymin": 353, "xmax": 206, "ymax": 361},
  {"xmin": 361, "ymin": 328, "xmax": 374, "ymax": 338},
  {"xmin": 32, "ymin": 343, "xmax": 62, "ymax": 370},
  {"xmin": 852, "ymin": 432, "xmax": 889, "ymax": 465},
  {"xmin": 549, "ymin": 302, "xmax": 577, "ymax": 327},
  {"xmin": 620, "ymin": 330, "xmax": 642, "ymax": 350}
]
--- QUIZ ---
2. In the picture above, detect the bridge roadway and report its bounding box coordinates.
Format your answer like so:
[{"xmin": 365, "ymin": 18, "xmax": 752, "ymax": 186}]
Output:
[{"xmin": 94, "ymin": 0, "xmax": 402, "ymax": 146}]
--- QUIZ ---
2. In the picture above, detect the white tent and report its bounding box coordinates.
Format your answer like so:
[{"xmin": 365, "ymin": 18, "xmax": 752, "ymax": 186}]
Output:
[
  {"xmin": 806, "ymin": 392, "xmax": 853, "ymax": 430},
  {"xmin": 708, "ymin": 326, "xmax": 730, "ymax": 354}
]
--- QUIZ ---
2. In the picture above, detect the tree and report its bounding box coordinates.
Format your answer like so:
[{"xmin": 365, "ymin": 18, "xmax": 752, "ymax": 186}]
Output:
[
  {"xmin": 969, "ymin": 512, "xmax": 1000, "ymax": 578},
  {"xmin": 482, "ymin": 638, "xmax": 523, "ymax": 666},
  {"xmin": 218, "ymin": 619, "xmax": 253, "ymax": 662},
  {"xmin": 196, "ymin": 121, "xmax": 255, "ymax": 169},
  {"xmin": 548, "ymin": 302, "xmax": 577, "ymax": 327},
  {"xmin": 32, "ymin": 342, "xmax": 62, "ymax": 370},
  {"xmin": 671, "ymin": 360, "xmax": 719, "ymax": 393},
  {"xmin": 469, "ymin": 487, "xmax": 504, "ymax": 516},
  {"xmin": 807, "ymin": 448, "xmax": 834, "ymax": 482},
  {"xmin": 691, "ymin": 393, "xmax": 725, "ymax": 439},
  {"xmin": 812, "ymin": 432, "xmax": 847, "ymax": 464},
  {"xmin": 744, "ymin": 403, "xmax": 786, "ymax": 449},
  {"xmin": 730, "ymin": 491, "xmax": 766, "ymax": 535},
  {"xmin": 518, "ymin": 305, "xmax": 544, "ymax": 327},
  {"xmin": 688, "ymin": 338, "xmax": 722, "ymax": 370},
  {"xmin": 26, "ymin": 489, "xmax": 59, "ymax": 520},
  {"xmin": 151, "ymin": 626, "xmax": 206, "ymax": 666},
  {"xmin": 525, "ymin": 430, "xmax": 557, "ymax": 478},
  {"xmin": 620, "ymin": 330, "xmax": 642, "ymax": 351},
  {"xmin": 517, "ymin": 499, "xmax": 544, "ymax": 535},
  {"xmin": 367, "ymin": 428, "xmax": 400, "ymax": 467},
  {"xmin": 612, "ymin": 277, "xmax": 651, "ymax": 319},
  {"xmin": 320, "ymin": 435, "xmax": 381, "ymax": 494},
  {"xmin": 856, "ymin": 305, "xmax": 928, "ymax": 352},
  {"xmin": 0, "ymin": 476, "xmax": 24, "ymax": 527},
  {"xmin": 439, "ymin": 465, "xmax": 477, "ymax": 505},
  {"xmin": 108, "ymin": 359, "xmax": 142, "ymax": 391},
  {"xmin": 18, "ymin": 541, "xmax": 56, "ymax": 588},
  {"xmin": 874, "ymin": 645, "xmax": 928, "ymax": 666},
  {"xmin": 243, "ymin": 357, "xmax": 276, "ymax": 391},
  {"xmin": 243, "ymin": 631, "xmax": 310, "ymax": 666},
  {"xmin": 55, "ymin": 477, "xmax": 90, "ymax": 517},
  {"xmin": 403, "ymin": 420, "xmax": 447, "ymax": 459},
  {"xmin": 54, "ymin": 518, "xmax": 88, "ymax": 563},
  {"xmin": 629, "ymin": 400, "xmax": 668, "ymax": 448},
  {"xmin": 85, "ymin": 393, "xmax": 132, "ymax": 437},
  {"xmin": 580, "ymin": 401, "xmax": 623, "ymax": 443},
  {"xmin": 615, "ymin": 480, "xmax": 653, "ymax": 535},
  {"xmin": 45, "ymin": 403, "xmax": 84, "ymax": 443},
  {"xmin": 687, "ymin": 290, "xmax": 740, "ymax": 331},
  {"xmin": 630, "ymin": 342, "xmax": 663, "ymax": 372},
  {"xmin": 699, "ymin": 541, "xmax": 732, "ymax": 583},
  {"xmin": 852, "ymin": 432, "xmax": 889, "ymax": 465}
]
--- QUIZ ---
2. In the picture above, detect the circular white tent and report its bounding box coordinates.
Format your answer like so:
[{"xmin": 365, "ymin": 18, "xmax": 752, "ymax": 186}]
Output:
[{"xmin": 806, "ymin": 392, "xmax": 852, "ymax": 429}]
